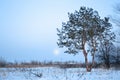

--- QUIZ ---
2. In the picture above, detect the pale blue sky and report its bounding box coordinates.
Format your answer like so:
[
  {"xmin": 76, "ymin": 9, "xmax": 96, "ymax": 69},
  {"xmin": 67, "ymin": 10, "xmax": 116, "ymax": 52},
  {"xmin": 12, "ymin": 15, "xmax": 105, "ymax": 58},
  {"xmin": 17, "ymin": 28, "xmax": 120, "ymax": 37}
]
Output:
[{"xmin": 0, "ymin": 0, "xmax": 119, "ymax": 62}]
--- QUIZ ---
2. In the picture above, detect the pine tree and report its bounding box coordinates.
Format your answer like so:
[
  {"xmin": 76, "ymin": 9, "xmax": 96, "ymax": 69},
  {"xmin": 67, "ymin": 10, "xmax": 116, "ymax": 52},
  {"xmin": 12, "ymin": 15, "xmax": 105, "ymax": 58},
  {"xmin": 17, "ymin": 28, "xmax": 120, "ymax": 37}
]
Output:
[{"xmin": 57, "ymin": 6, "xmax": 115, "ymax": 71}]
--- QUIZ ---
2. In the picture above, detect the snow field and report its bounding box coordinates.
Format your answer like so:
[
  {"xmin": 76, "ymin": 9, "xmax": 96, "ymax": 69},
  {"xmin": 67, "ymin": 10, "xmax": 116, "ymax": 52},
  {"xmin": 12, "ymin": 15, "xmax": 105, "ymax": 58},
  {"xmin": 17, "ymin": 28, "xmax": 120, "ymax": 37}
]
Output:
[{"xmin": 0, "ymin": 67, "xmax": 120, "ymax": 80}]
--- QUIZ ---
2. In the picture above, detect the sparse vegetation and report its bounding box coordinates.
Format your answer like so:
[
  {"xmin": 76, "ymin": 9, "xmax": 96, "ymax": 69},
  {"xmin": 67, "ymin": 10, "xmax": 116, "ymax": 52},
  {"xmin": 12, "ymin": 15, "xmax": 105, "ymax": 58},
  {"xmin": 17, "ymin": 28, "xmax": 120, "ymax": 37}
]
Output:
[
  {"xmin": 0, "ymin": 57, "xmax": 7, "ymax": 67},
  {"xmin": 0, "ymin": 59, "xmax": 119, "ymax": 69}
]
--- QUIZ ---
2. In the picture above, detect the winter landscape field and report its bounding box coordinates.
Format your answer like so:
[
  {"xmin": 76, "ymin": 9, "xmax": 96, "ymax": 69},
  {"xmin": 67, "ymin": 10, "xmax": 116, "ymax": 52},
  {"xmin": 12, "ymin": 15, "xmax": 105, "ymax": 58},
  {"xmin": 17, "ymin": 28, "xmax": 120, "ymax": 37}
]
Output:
[
  {"xmin": 0, "ymin": 67, "xmax": 120, "ymax": 80},
  {"xmin": 1, "ymin": 0, "xmax": 120, "ymax": 80}
]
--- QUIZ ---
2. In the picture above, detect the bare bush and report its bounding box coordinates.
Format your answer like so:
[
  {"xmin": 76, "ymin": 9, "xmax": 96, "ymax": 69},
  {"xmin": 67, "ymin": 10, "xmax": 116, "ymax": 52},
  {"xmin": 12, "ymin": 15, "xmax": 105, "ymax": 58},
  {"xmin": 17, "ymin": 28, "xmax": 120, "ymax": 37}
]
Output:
[{"xmin": 0, "ymin": 57, "xmax": 7, "ymax": 67}]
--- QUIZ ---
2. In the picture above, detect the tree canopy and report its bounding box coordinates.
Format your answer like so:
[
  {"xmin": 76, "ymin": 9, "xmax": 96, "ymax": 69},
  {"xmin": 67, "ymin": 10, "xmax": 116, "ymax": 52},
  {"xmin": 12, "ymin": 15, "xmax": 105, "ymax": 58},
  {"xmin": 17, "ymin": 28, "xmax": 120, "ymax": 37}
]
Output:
[{"xmin": 57, "ymin": 6, "xmax": 115, "ymax": 71}]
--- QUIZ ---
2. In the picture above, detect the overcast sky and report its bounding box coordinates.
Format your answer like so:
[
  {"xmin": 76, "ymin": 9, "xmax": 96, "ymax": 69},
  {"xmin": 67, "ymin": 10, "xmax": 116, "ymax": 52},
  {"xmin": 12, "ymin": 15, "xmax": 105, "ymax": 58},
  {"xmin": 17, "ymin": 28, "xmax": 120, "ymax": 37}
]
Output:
[{"xmin": 0, "ymin": 0, "xmax": 119, "ymax": 62}]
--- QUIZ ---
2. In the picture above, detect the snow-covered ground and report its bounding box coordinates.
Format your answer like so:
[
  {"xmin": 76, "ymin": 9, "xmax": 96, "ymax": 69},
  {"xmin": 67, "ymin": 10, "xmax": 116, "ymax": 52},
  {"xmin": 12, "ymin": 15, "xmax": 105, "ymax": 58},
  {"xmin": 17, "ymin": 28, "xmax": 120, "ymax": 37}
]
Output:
[{"xmin": 0, "ymin": 67, "xmax": 120, "ymax": 80}]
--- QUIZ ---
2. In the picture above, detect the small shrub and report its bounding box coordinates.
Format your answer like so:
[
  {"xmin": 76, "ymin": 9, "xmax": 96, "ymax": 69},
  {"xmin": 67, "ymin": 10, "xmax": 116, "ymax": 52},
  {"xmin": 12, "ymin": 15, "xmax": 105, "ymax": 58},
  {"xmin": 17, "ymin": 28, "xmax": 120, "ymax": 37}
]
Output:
[{"xmin": 0, "ymin": 57, "xmax": 7, "ymax": 67}]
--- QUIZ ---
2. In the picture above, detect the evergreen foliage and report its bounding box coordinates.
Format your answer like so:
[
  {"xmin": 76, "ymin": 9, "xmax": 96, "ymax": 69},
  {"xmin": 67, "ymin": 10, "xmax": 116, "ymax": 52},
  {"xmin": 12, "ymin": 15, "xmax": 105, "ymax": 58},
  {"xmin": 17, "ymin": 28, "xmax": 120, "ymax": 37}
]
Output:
[{"xmin": 57, "ymin": 6, "xmax": 115, "ymax": 71}]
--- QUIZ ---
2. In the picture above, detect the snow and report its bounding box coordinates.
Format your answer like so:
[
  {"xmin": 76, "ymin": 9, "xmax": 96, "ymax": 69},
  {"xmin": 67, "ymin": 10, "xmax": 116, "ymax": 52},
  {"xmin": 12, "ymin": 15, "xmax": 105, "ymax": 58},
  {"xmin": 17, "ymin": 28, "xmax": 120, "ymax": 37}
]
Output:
[{"xmin": 0, "ymin": 67, "xmax": 120, "ymax": 80}]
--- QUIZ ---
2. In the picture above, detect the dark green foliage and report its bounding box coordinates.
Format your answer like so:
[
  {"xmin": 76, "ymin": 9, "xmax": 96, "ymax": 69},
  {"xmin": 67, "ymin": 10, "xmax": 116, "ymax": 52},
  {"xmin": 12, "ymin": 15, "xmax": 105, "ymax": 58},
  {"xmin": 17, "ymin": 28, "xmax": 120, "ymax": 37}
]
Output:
[
  {"xmin": 58, "ymin": 7, "xmax": 95, "ymax": 54},
  {"xmin": 57, "ymin": 6, "xmax": 114, "ymax": 55}
]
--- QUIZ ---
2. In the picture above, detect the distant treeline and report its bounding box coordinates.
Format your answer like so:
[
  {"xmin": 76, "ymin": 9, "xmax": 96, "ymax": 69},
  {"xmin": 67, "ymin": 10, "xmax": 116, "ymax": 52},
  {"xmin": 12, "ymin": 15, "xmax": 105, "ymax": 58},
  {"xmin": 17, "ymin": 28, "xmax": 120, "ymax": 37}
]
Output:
[
  {"xmin": 0, "ymin": 57, "xmax": 120, "ymax": 69},
  {"xmin": 0, "ymin": 58, "xmax": 82, "ymax": 68}
]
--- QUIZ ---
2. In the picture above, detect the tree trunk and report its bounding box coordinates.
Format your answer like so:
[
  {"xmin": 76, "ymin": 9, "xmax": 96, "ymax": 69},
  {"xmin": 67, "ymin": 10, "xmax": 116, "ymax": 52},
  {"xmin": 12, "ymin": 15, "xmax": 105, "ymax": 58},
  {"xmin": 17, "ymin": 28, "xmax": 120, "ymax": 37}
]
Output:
[
  {"xmin": 105, "ymin": 56, "xmax": 110, "ymax": 69},
  {"xmin": 92, "ymin": 54, "xmax": 95, "ymax": 68},
  {"xmin": 83, "ymin": 49, "xmax": 91, "ymax": 72},
  {"xmin": 91, "ymin": 38, "xmax": 96, "ymax": 69}
]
